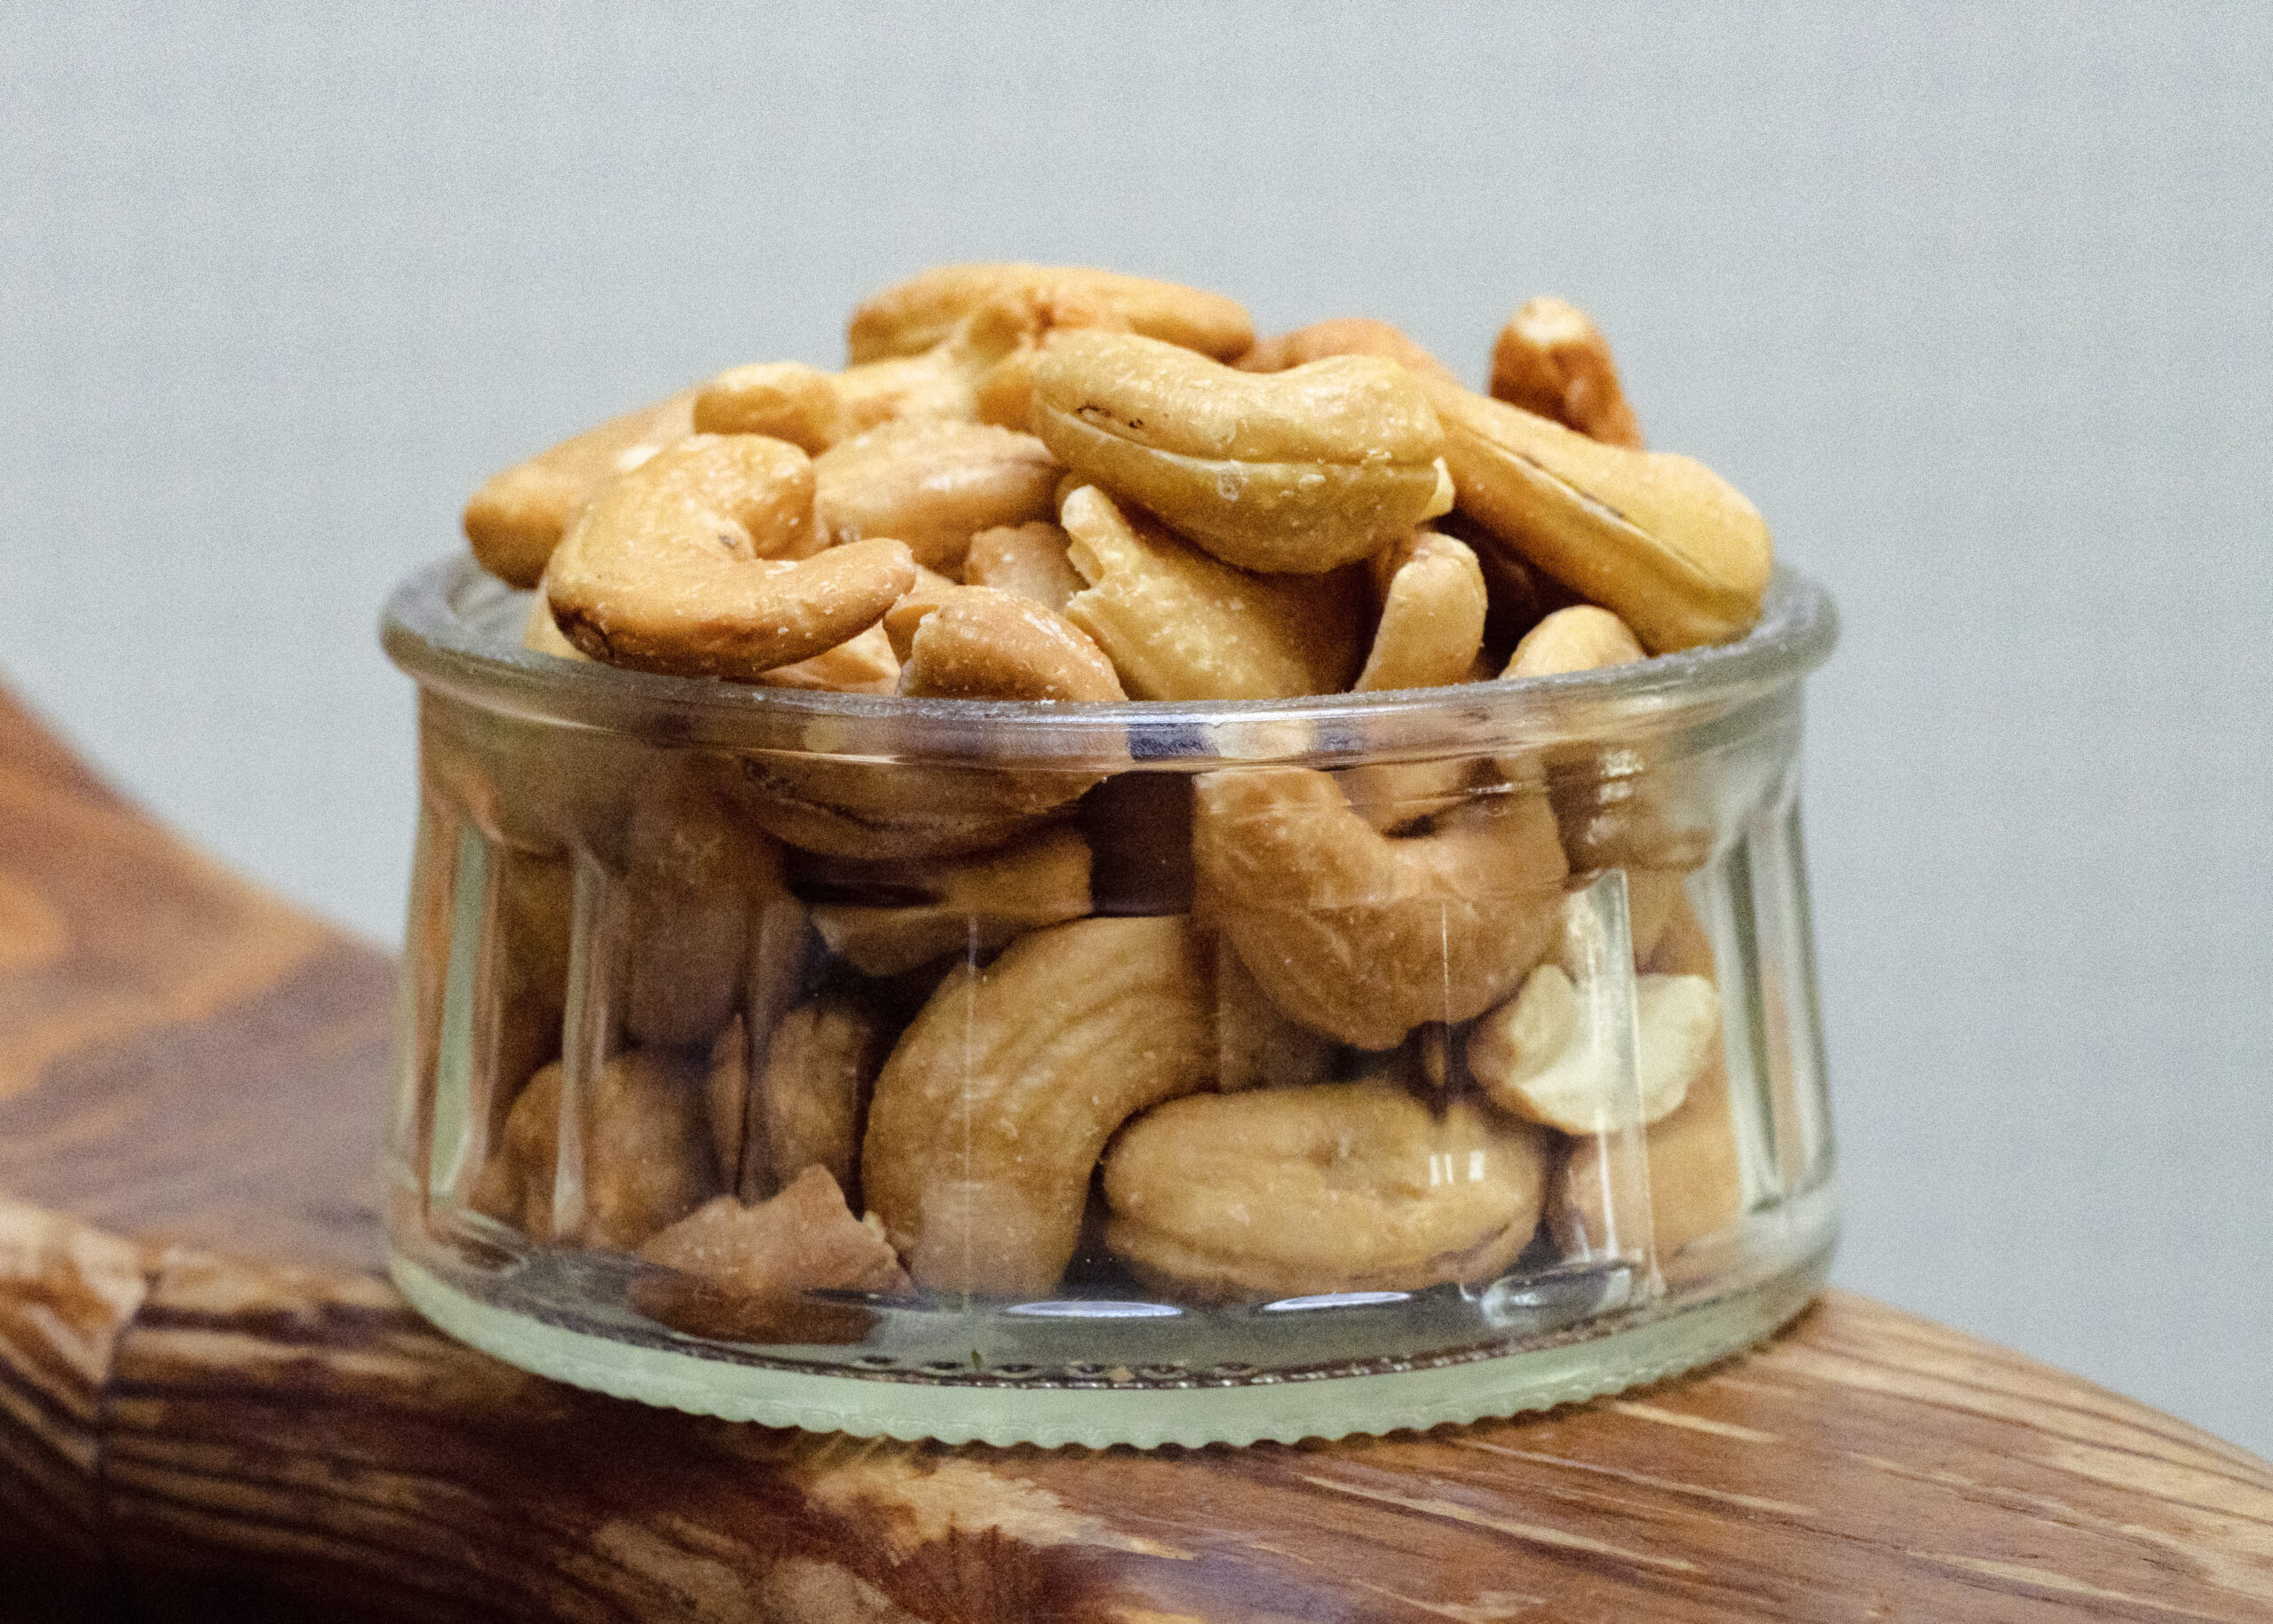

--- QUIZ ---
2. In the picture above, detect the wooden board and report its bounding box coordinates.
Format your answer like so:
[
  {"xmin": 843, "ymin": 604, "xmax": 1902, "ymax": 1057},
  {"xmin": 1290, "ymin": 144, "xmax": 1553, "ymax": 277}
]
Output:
[{"xmin": 3, "ymin": 680, "xmax": 2270, "ymax": 1622}]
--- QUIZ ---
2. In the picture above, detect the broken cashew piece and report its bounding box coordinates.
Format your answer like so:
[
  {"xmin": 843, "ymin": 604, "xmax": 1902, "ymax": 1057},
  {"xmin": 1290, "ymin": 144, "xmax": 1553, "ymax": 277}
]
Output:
[
  {"xmin": 803, "ymin": 825, "xmax": 1092, "ymax": 977},
  {"xmin": 1490, "ymin": 296, "xmax": 1644, "ymax": 450},
  {"xmin": 862, "ymin": 915, "xmax": 1215, "ymax": 1295},
  {"xmin": 1419, "ymin": 378, "xmax": 1771, "ymax": 654},
  {"xmin": 1556, "ymin": 1052, "xmax": 1744, "ymax": 1262},
  {"xmin": 1032, "ymin": 330, "xmax": 1453, "ymax": 574},
  {"xmin": 1466, "ymin": 963, "xmax": 1721, "ymax": 1134},
  {"xmin": 813, "ymin": 420, "xmax": 1062, "ymax": 573},
  {"xmin": 1354, "ymin": 529, "xmax": 1489, "ymax": 692},
  {"xmin": 1233, "ymin": 316, "xmax": 1461, "ymax": 387},
  {"xmin": 754, "ymin": 622, "xmax": 899, "ymax": 694},
  {"xmin": 1102, "ymin": 1081, "xmax": 1553, "ymax": 1303},
  {"xmin": 1503, "ymin": 604, "xmax": 1645, "ymax": 678},
  {"xmin": 847, "ymin": 262, "xmax": 1253, "ymax": 365},
  {"xmin": 544, "ymin": 434, "xmax": 916, "ymax": 680},
  {"xmin": 964, "ymin": 520, "xmax": 1084, "ymax": 614},
  {"xmin": 748, "ymin": 989, "xmax": 892, "ymax": 1204},
  {"xmin": 897, "ymin": 586, "xmax": 1126, "ymax": 702},
  {"xmin": 463, "ymin": 389, "xmax": 697, "ymax": 588},
  {"xmin": 1195, "ymin": 765, "xmax": 1568, "ymax": 1050}
]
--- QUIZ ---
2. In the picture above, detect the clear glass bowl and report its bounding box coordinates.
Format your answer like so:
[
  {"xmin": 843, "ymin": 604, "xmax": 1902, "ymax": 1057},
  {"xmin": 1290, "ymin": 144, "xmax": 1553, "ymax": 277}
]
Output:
[{"xmin": 380, "ymin": 555, "xmax": 1839, "ymax": 1446}]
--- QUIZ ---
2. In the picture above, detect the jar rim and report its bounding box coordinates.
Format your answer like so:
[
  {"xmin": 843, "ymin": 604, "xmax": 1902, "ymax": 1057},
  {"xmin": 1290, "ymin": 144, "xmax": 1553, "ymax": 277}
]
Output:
[{"xmin": 382, "ymin": 554, "xmax": 1836, "ymax": 766}]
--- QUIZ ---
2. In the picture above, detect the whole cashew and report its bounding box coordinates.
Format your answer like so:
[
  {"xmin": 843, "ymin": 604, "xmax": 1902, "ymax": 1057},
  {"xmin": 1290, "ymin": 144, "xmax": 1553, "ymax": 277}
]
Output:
[
  {"xmin": 732, "ymin": 747, "xmax": 1092, "ymax": 861},
  {"xmin": 1490, "ymin": 296, "xmax": 1644, "ymax": 450},
  {"xmin": 800, "ymin": 825, "xmax": 1092, "ymax": 978},
  {"xmin": 862, "ymin": 915, "xmax": 1215, "ymax": 1296},
  {"xmin": 847, "ymin": 262, "xmax": 1253, "ymax": 365},
  {"xmin": 1102, "ymin": 1081, "xmax": 1552, "ymax": 1303},
  {"xmin": 692, "ymin": 362, "xmax": 849, "ymax": 453},
  {"xmin": 1465, "ymin": 963, "xmax": 1721, "ymax": 1134},
  {"xmin": 813, "ymin": 420, "xmax": 1062, "ymax": 574},
  {"xmin": 464, "ymin": 389, "xmax": 697, "ymax": 588},
  {"xmin": 544, "ymin": 434, "xmax": 917, "ymax": 681},
  {"xmin": 1193, "ymin": 765, "xmax": 1568, "ymax": 1050},
  {"xmin": 897, "ymin": 586, "xmax": 1126, "ymax": 703},
  {"xmin": 1233, "ymin": 316, "xmax": 1460, "ymax": 388},
  {"xmin": 1214, "ymin": 940, "xmax": 1336, "ymax": 1092},
  {"xmin": 963, "ymin": 520, "xmax": 1084, "ymax": 614},
  {"xmin": 1353, "ymin": 529, "xmax": 1489, "ymax": 693},
  {"xmin": 1031, "ymin": 331, "xmax": 1453, "ymax": 574},
  {"xmin": 1418, "ymin": 377, "xmax": 1770, "ymax": 654},
  {"xmin": 1058, "ymin": 485, "xmax": 1367, "ymax": 700}
]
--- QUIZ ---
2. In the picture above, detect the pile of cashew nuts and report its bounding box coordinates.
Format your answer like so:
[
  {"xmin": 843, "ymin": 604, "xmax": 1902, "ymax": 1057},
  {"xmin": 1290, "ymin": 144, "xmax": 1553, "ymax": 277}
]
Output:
[{"xmin": 452, "ymin": 264, "xmax": 1768, "ymax": 1318}]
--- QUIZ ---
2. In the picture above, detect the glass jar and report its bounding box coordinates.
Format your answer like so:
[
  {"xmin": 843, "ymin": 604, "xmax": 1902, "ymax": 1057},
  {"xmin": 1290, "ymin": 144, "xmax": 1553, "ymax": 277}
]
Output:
[{"xmin": 380, "ymin": 555, "xmax": 1838, "ymax": 1447}]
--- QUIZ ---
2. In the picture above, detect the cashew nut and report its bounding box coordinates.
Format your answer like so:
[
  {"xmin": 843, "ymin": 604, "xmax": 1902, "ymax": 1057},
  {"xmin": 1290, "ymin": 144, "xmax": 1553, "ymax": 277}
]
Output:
[
  {"xmin": 862, "ymin": 915, "xmax": 1215, "ymax": 1295},
  {"xmin": 732, "ymin": 745, "xmax": 1090, "ymax": 861},
  {"xmin": 1418, "ymin": 378, "xmax": 1770, "ymax": 654},
  {"xmin": 544, "ymin": 434, "xmax": 916, "ymax": 681},
  {"xmin": 847, "ymin": 262, "xmax": 1252, "ymax": 365},
  {"xmin": 895, "ymin": 586, "xmax": 1126, "ymax": 703},
  {"xmin": 637, "ymin": 1168, "xmax": 911, "ymax": 1321},
  {"xmin": 1353, "ymin": 529, "xmax": 1489, "ymax": 693},
  {"xmin": 1194, "ymin": 765, "xmax": 1568, "ymax": 1050},
  {"xmin": 801, "ymin": 825, "xmax": 1092, "ymax": 977},
  {"xmin": 1059, "ymin": 485, "xmax": 1367, "ymax": 700},
  {"xmin": 1215, "ymin": 939, "xmax": 1336, "ymax": 1092},
  {"xmin": 706, "ymin": 1016, "xmax": 749, "ymax": 1196},
  {"xmin": 1555, "ymin": 1052, "xmax": 1743, "ymax": 1264},
  {"xmin": 693, "ymin": 362, "xmax": 849, "ymax": 453},
  {"xmin": 963, "ymin": 520, "xmax": 1084, "ymax": 614},
  {"xmin": 1233, "ymin": 316, "xmax": 1461, "ymax": 388},
  {"xmin": 1101, "ymin": 1081, "xmax": 1553, "ymax": 1304},
  {"xmin": 1504, "ymin": 604, "xmax": 1645, "ymax": 678},
  {"xmin": 754, "ymin": 622, "xmax": 900, "ymax": 694},
  {"xmin": 748, "ymin": 988, "xmax": 892, "ymax": 1204},
  {"xmin": 1466, "ymin": 963, "xmax": 1720, "ymax": 1134},
  {"xmin": 1031, "ymin": 330, "xmax": 1453, "ymax": 574},
  {"xmin": 463, "ymin": 389, "xmax": 696, "ymax": 588},
  {"xmin": 520, "ymin": 583, "xmax": 590, "ymax": 661},
  {"xmin": 1490, "ymin": 296, "xmax": 1644, "ymax": 450},
  {"xmin": 813, "ymin": 420, "xmax": 1061, "ymax": 574}
]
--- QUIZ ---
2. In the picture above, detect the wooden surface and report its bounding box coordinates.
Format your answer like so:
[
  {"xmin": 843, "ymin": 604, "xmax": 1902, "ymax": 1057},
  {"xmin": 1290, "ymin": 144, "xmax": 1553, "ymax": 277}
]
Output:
[{"xmin": 2, "ymin": 683, "xmax": 2270, "ymax": 1623}]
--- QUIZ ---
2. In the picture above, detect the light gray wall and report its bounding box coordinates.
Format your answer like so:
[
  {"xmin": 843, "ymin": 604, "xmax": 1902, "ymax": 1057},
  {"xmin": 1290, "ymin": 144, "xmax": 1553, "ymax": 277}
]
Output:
[{"xmin": 4, "ymin": 4, "xmax": 2268, "ymax": 1455}]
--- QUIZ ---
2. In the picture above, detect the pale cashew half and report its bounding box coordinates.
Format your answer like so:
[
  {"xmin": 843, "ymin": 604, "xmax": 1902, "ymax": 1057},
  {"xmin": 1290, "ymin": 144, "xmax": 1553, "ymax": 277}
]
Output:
[
  {"xmin": 1354, "ymin": 529, "xmax": 1489, "ymax": 693},
  {"xmin": 1466, "ymin": 963, "xmax": 1720, "ymax": 1134},
  {"xmin": 1102, "ymin": 1081, "xmax": 1552, "ymax": 1303},
  {"xmin": 545, "ymin": 434, "xmax": 916, "ymax": 681},
  {"xmin": 963, "ymin": 520, "xmax": 1084, "ymax": 614},
  {"xmin": 802, "ymin": 825, "xmax": 1092, "ymax": 977},
  {"xmin": 847, "ymin": 262, "xmax": 1253, "ymax": 365},
  {"xmin": 862, "ymin": 915, "xmax": 1215, "ymax": 1295},
  {"xmin": 464, "ymin": 389, "xmax": 696, "ymax": 587},
  {"xmin": 1490, "ymin": 296, "xmax": 1644, "ymax": 449},
  {"xmin": 813, "ymin": 420, "xmax": 1061, "ymax": 573},
  {"xmin": 1194, "ymin": 766, "xmax": 1569, "ymax": 1050},
  {"xmin": 1059, "ymin": 485, "xmax": 1367, "ymax": 700},
  {"xmin": 1419, "ymin": 378, "xmax": 1770, "ymax": 653},
  {"xmin": 1031, "ymin": 330, "xmax": 1452, "ymax": 574},
  {"xmin": 1233, "ymin": 316, "xmax": 1461, "ymax": 387}
]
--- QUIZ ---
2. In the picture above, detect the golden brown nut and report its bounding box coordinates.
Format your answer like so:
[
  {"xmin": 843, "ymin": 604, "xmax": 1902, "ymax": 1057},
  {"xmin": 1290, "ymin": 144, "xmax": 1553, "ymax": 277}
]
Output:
[
  {"xmin": 1465, "ymin": 963, "xmax": 1720, "ymax": 1134},
  {"xmin": 1353, "ymin": 529, "xmax": 1489, "ymax": 693},
  {"xmin": 1194, "ymin": 765, "xmax": 1568, "ymax": 1050},
  {"xmin": 1333, "ymin": 757, "xmax": 1481, "ymax": 836},
  {"xmin": 545, "ymin": 435, "xmax": 917, "ymax": 680},
  {"xmin": 519, "ymin": 585, "xmax": 590, "ymax": 661},
  {"xmin": 847, "ymin": 263, "xmax": 1253, "ymax": 364},
  {"xmin": 732, "ymin": 747, "xmax": 1092, "ymax": 861},
  {"xmin": 862, "ymin": 915, "xmax": 1215, "ymax": 1295},
  {"xmin": 813, "ymin": 420, "xmax": 1061, "ymax": 574},
  {"xmin": 896, "ymin": 586, "xmax": 1127, "ymax": 703},
  {"xmin": 1058, "ymin": 485, "xmax": 1367, "ymax": 700},
  {"xmin": 1214, "ymin": 940, "xmax": 1337, "ymax": 1092},
  {"xmin": 693, "ymin": 361, "xmax": 848, "ymax": 452},
  {"xmin": 1555, "ymin": 1051, "xmax": 1744, "ymax": 1264},
  {"xmin": 1490, "ymin": 296, "xmax": 1644, "ymax": 450},
  {"xmin": 1503, "ymin": 604, "xmax": 1646, "ymax": 678},
  {"xmin": 1419, "ymin": 378, "xmax": 1770, "ymax": 653},
  {"xmin": 1232, "ymin": 316, "xmax": 1460, "ymax": 387},
  {"xmin": 463, "ymin": 390, "xmax": 697, "ymax": 588},
  {"xmin": 963, "ymin": 520, "xmax": 1084, "ymax": 613},
  {"xmin": 748, "ymin": 990, "xmax": 892, "ymax": 1203},
  {"xmin": 637, "ymin": 1168, "xmax": 911, "ymax": 1333},
  {"xmin": 1102, "ymin": 1081, "xmax": 1552, "ymax": 1303},
  {"xmin": 804, "ymin": 826, "xmax": 1092, "ymax": 977},
  {"xmin": 1032, "ymin": 331, "xmax": 1452, "ymax": 574},
  {"xmin": 754, "ymin": 622, "xmax": 899, "ymax": 694}
]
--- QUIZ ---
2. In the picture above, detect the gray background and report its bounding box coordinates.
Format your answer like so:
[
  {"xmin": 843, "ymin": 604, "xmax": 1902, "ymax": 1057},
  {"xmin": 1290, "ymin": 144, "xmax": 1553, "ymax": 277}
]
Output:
[{"xmin": 4, "ymin": 4, "xmax": 2269, "ymax": 1454}]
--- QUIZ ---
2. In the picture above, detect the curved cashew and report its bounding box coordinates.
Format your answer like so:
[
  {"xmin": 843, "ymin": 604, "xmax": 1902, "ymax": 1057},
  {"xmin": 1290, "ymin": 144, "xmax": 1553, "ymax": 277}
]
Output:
[
  {"xmin": 897, "ymin": 586, "xmax": 1126, "ymax": 703},
  {"xmin": 848, "ymin": 262, "xmax": 1252, "ymax": 365},
  {"xmin": 1194, "ymin": 765, "xmax": 1567, "ymax": 1050},
  {"xmin": 544, "ymin": 434, "xmax": 916, "ymax": 680},
  {"xmin": 1419, "ymin": 377, "xmax": 1770, "ymax": 654},
  {"xmin": 1354, "ymin": 529, "xmax": 1489, "ymax": 692},
  {"xmin": 964, "ymin": 520, "xmax": 1084, "ymax": 614},
  {"xmin": 1233, "ymin": 316, "xmax": 1460, "ymax": 388},
  {"xmin": 1504, "ymin": 604, "xmax": 1644, "ymax": 678},
  {"xmin": 1490, "ymin": 296, "xmax": 1644, "ymax": 449},
  {"xmin": 1059, "ymin": 485, "xmax": 1367, "ymax": 700},
  {"xmin": 1466, "ymin": 963, "xmax": 1720, "ymax": 1134},
  {"xmin": 1215, "ymin": 941, "xmax": 1336, "ymax": 1092},
  {"xmin": 732, "ymin": 746, "xmax": 1088, "ymax": 861},
  {"xmin": 464, "ymin": 390, "xmax": 696, "ymax": 588},
  {"xmin": 1102, "ymin": 1081, "xmax": 1552, "ymax": 1303},
  {"xmin": 862, "ymin": 915, "xmax": 1215, "ymax": 1295},
  {"xmin": 800, "ymin": 825, "xmax": 1091, "ymax": 977},
  {"xmin": 813, "ymin": 420, "xmax": 1061, "ymax": 573},
  {"xmin": 1031, "ymin": 331, "xmax": 1452, "ymax": 574}
]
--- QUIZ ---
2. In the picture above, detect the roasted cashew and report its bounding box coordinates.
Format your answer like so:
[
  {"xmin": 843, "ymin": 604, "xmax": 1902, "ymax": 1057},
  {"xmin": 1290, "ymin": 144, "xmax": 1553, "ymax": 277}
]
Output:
[
  {"xmin": 1466, "ymin": 963, "xmax": 1720, "ymax": 1134},
  {"xmin": 754, "ymin": 622, "xmax": 899, "ymax": 694},
  {"xmin": 1354, "ymin": 529, "xmax": 1489, "ymax": 693},
  {"xmin": 636, "ymin": 1168, "xmax": 911, "ymax": 1340},
  {"xmin": 1419, "ymin": 378, "xmax": 1770, "ymax": 654},
  {"xmin": 693, "ymin": 362, "xmax": 849, "ymax": 453},
  {"xmin": 1032, "ymin": 331, "xmax": 1453, "ymax": 574},
  {"xmin": 1503, "ymin": 604, "xmax": 1644, "ymax": 678},
  {"xmin": 814, "ymin": 420, "xmax": 1061, "ymax": 573},
  {"xmin": 1555, "ymin": 1052, "xmax": 1743, "ymax": 1264},
  {"xmin": 1194, "ymin": 765, "xmax": 1568, "ymax": 1050},
  {"xmin": 732, "ymin": 748, "xmax": 1092, "ymax": 861},
  {"xmin": 1490, "ymin": 296, "xmax": 1644, "ymax": 449},
  {"xmin": 847, "ymin": 263, "xmax": 1252, "ymax": 365},
  {"xmin": 862, "ymin": 915, "xmax": 1215, "ymax": 1295},
  {"xmin": 1059, "ymin": 485, "xmax": 1367, "ymax": 700},
  {"xmin": 897, "ymin": 586, "xmax": 1126, "ymax": 703},
  {"xmin": 545, "ymin": 434, "xmax": 916, "ymax": 681},
  {"xmin": 1102, "ymin": 1081, "xmax": 1552, "ymax": 1303},
  {"xmin": 801, "ymin": 825, "xmax": 1092, "ymax": 977},
  {"xmin": 1214, "ymin": 939, "xmax": 1336, "ymax": 1092},
  {"xmin": 520, "ymin": 582, "xmax": 590, "ymax": 661},
  {"xmin": 1233, "ymin": 316, "xmax": 1460, "ymax": 387},
  {"xmin": 963, "ymin": 520, "xmax": 1084, "ymax": 614},
  {"xmin": 748, "ymin": 988, "xmax": 892, "ymax": 1204},
  {"xmin": 464, "ymin": 389, "xmax": 696, "ymax": 587}
]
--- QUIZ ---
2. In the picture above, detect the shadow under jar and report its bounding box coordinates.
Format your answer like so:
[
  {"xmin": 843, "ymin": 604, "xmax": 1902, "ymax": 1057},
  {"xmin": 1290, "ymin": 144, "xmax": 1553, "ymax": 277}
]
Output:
[{"xmin": 381, "ymin": 555, "xmax": 1839, "ymax": 1447}]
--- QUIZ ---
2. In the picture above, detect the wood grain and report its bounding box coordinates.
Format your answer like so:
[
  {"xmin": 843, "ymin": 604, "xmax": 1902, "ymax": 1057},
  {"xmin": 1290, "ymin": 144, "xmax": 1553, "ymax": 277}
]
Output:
[{"xmin": 2, "ymin": 678, "xmax": 2269, "ymax": 1621}]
